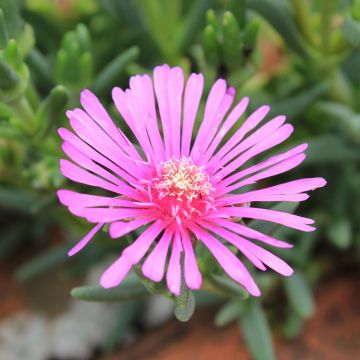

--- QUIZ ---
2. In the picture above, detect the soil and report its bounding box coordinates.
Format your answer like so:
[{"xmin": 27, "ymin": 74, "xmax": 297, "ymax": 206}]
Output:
[
  {"xmin": 103, "ymin": 274, "xmax": 360, "ymax": 360},
  {"xmin": 1, "ymin": 260, "xmax": 359, "ymax": 360}
]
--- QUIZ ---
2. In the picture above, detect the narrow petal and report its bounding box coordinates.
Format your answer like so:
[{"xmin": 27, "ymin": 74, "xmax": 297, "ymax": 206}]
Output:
[
  {"xmin": 59, "ymin": 127, "xmax": 140, "ymax": 186},
  {"xmin": 181, "ymin": 73, "xmax": 204, "ymax": 157},
  {"xmin": 218, "ymin": 143, "xmax": 308, "ymax": 191},
  {"xmin": 203, "ymin": 96, "xmax": 249, "ymax": 162},
  {"xmin": 167, "ymin": 67, "xmax": 184, "ymax": 158},
  {"xmin": 222, "ymin": 207, "xmax": 316, "ymax": 232},
  {"xmin": 213, "ymin": 123, "xmax": 293, "ymax": 182},
  {"xmin": 182, "ymin": 230, "xmax": 202, "ymax": 290},
  {"xmin": 208, "ymin": 105, "xmax": 272, "ymax": 169},
  {"xmin": 57, "ymin": 189, "xmax": 142, "ymax": 208},
  {"xmin": 122, "ymin": 220, "xmax": 165, "ymax": 264},
  {"xmin": 191, "ymin": 224, "xmax": 261, "ymax": 296},
  {"xmin": 142, "ymin": 228, "xmax": 173, "ymax": 282},
  {"xmin": 109, "ymin": 218, "xmax": 152, "ymax": 238},
  {"xmin": 60, "ymin": 159, "xmax": 124, "ymax": 195},
  {"xmin": 223, "ymin": 152, "xmax": 305, "ymax": 192},
  {"xmin": 100, "ymin": 255, "xmax": 133, "ymax": 288},
  {"xmin": 68, "ymin": 223, "xmax": 103, "ymax": 256},
  {"xmin": 206, "ymin": 218, "xmax": 293, "ymax": 248},
  {"xmin": 166, "ymin": 231, "xmax": 182, "ymax": 296},
  {"xmin": 153, "ymin": 64, "xmax": 172, "ymax": 157},
  {"xmin": 68, "ymin": 206, "xmax": 149, "ymax": 223},
  {"xmin": 129, "ymin": 74, "xmax": 165, "ymax": 160},
  {"xmin": 191, "ymin": 79, "xmax": 226, "ymax": 157},
  {"xmin": 222, "ymin": 177, "xmax": 327, "ymax": 204},
  {"xmin": 199, "ymin": 221, "xmax": 266, "ymax": 271},
  {"xmin": 200, "ymin": 221, "xmax": 292, "ymax": 275}
]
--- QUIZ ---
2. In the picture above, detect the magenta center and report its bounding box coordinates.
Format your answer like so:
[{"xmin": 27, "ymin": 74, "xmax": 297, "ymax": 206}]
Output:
[{"xmin": 151, "ymin": 157, "xmax": 215, "ymax": 224}]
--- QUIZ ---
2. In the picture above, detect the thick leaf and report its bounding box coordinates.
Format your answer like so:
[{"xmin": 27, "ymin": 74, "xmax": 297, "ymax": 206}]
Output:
[
  {"xmin": 215, "ymin": 299, "xmax": 244, "ymax": 327},
  {"xmin": 92, "ymin": 46, "xmax": 139, "ymax": 93},
  {"xmin": 249, "ymin": 0, "xmax": 309, "ymax": 57},
  {"xmin": 174, "ymin": 291, "xmax": 195, "ymax": 322},
  {"xmin": 71, "ymin": 279, "xmax": 148, "ymax": 302},
  {"xmin": 282, "ymin": 312, "xmax": 304, "ymax": 339},
  {"xmin": 103, "ymin": 301, "xmax": 143, "ymax": 351},
  {"xmin": 15, "ymin": 245, "xmax": 69, "ymax": 281},
  {"xmin": 239, "ymin": 301, "xmax": 276, "ymax": 360},
  {"xmin": 248, "ymin": 202, "xmax": 300, "ymax": 236},
  {"xmin": 343, "ymin": 15, "xmax": 360, "ymax": 48},
  {"xmin": 0, "ymin": 224, "xmax": 26, "ymax": 259},
  {"xmin": 305, "ymin": 135, "xmax": 360, "ymax": 164},
  {"xmin": 35, "ymin": 85, "xmax": 69, "ymax": 138},
  {"xmin": 283, "ymin": 271, "xmax": 315, "ymax": 319},
  {"xmin": 223, "ymin": 11, "xmax": 243, "ymax": 69},
  {"xmin": 327, "ymin": 218, "xmax": 352, "ymax": 249},
  {"xmin": 210, "ymin": 273, "xmax": 249, "ymax": 299},
  {"xmin": 269, "ymin": 83, "xmax": 328, "ymax": 119},
  {"xmin": 176, "ymin": 0, "xmax": 208, "ymax": 53}
]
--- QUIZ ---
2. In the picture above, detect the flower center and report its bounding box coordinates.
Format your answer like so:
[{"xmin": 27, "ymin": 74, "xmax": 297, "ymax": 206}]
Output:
[{"xmin": 151, "ymin": 157, "xmax": 215, "ymax": 223}]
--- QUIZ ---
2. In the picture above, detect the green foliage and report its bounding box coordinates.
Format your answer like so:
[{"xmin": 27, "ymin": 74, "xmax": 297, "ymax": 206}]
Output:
[{"xmin": 239, "ymin": 300, "xmax": 276, "ymax": 360}]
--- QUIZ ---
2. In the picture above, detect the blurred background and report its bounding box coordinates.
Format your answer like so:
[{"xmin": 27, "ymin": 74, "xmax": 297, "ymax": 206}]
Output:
[{"xmin": 0, "ymin": 0, "xmax": 359, "ymax": 359}]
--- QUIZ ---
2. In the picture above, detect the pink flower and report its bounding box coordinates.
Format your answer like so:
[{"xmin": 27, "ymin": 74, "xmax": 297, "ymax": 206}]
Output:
[{"xmin": 57, "ymin": 64, "xmax": 326, "ymax": 297}]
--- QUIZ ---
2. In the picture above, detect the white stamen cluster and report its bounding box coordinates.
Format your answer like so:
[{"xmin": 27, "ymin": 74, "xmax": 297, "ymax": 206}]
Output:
[{"xmin": 154, "ymin": 157, "xmax": 214, "ymax": 202}]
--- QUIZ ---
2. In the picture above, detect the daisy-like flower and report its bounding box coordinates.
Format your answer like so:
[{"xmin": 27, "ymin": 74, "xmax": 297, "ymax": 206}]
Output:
[{"xmin": 57, "ymin": 64, "xmax": 326, "ymax": 297}]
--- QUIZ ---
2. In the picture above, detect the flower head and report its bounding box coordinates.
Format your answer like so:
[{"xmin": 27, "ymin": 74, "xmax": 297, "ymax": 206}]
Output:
[{"xmin": 58, "ymin": 64, "xmax": 326, "ymax": 296}]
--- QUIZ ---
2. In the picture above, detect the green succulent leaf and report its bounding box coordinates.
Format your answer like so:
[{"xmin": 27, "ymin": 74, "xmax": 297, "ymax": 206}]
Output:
[
  {"xmin": 343, "ymin": 15, "xmax": 360, "ymax": 48},
  {"xmin": 284, "ymin": 271, "xmax": 315, "ymax": 319},
  {"xmin": 215, "ymin": 299, "xmax": 244, "ymax": 327},
  {"xmin": 239, "ymin": 301, "xmax": 276, "ymax": 360},
  {"xmin": 71, "ymin": 278, "xmax": 149, "ymax": 302}
]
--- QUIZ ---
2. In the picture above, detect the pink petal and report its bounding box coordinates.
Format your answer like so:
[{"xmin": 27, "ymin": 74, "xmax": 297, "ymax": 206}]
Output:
[
  {"xmin": 68, "ymin": 222, "xmax": 103, "ymax": 256},
  {"xmin": 59, "ymin": 127, "xmax": 140, "ymax": 186},
  {"xmin": 219, "ymin": 143, "xmax": 308, "ymax": 190},
  {"xmin": 167, "ymin": 67, "xmax": 184, "ymax": 158},
  {"xmin": 182, "ymin": 230, "xmax": 202, "ymax": 290},
  {"xmin": 100, "ymin": 255, "xmax": 133, "ymax": 288},
  {"xmin": 68, "ymin": 206, "xmax": 149, "ymax": 223},
  {"xmin": 153, "ymin": 64, "xmax": 172, "ymax": 157},
  {"xmin": 57, "ymin": 189, "xmax": 141, "ymax": 208},
  {"xmin": 206, "ymin": 218, "xmax": 293, "ymax": 248},
  {"xmin": 166, "ymin": 231, "xmax": 182, "ymax": 296},
  {"xmin": 109, "ymin": 218, "xmax": 152, "ymax": 238},
  {"xmin": 60, "ymin": 159, "xmax": 124, "ymax": 195},
  {"xmin": 129, "ymin": 75, "xmax": 165, "ymax": 161},
  {"xmin": 225, "ymin": 152, "xmax": 305, "ymax": 192},
  {"xmin": 213, "ymin": 123, "xmax": 294, "ymax": 183},
  {"xmin": 208, "ymin": 105, "xmax": 272, "ymax": 169},
  {"xmin": 203, "ymin": 96, "xmax": 249, "ymax": 162},
  {"xmin": 222, "ymin": 207, "xmax": 316, "ymax": 232},
  {"xmin": 200, "ymin": 221, "xmax": 292, "ymax": 275},
  {"xmin": 191, "ymin": 79, "xmax": 227, "ymax": 158},
  {"xmin": 80, "ymin": 89, "xmax": 141, "ymax": 160},
  {"xmin": 214, "ymin": 117, "xmax": 288, "ymax": 173},
  {"xmin": 191, "ymin": 224, "xmax": 261, "ymax": 296},
  {"xmin": 181, "ymin": 73, "xmax": 204, "ymax": 157},
  {"xmin": 199, "ymin": 221, "xmax": 266, "ymax": 271},
  {"xmin": 122, "ymin": 220, "xmax": 165, "ymax": 264},
  {"xmin": 142, "ymin": 228, "xmax": 173, "ymax": 282}
]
